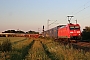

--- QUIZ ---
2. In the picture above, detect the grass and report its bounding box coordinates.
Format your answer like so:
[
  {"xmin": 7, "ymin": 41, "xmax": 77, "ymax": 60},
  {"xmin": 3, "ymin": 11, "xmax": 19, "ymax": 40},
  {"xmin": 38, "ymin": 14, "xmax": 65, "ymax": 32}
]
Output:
[
  {"xmin": 41, "ymin": 42, "xmax": 59, "ymax": 60},
  {"xmin": 11, "ymin": 39, "xmax": 35, "ymax": 60},
  {"xmin": 0, "ymin": 37, "xmax": 90, "ymax": 60},
  {"xmin": 0, "ymin": 37, "xmax": 34, "ymax": 60},
  {"xmin": 25, "ymin": 39, "xmax": 51, "ymax": 60},
  {"xmin": 41, "ymin": 38, "xmax": 90, "ymax": 60},
  {"xmin": 0, "ymin": 37, "xmax": 27, "ymax": 43},
  {"xmin": 55, "ymin": 44, "xmax": 90, "ymax": 60}
]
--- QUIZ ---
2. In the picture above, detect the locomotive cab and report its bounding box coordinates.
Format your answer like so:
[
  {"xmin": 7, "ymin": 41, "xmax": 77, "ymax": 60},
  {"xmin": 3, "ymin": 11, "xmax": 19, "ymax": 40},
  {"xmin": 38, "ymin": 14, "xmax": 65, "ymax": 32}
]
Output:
[{"xmin": 69, "ymin": 23, "xmax": 81, "ymax": 40}]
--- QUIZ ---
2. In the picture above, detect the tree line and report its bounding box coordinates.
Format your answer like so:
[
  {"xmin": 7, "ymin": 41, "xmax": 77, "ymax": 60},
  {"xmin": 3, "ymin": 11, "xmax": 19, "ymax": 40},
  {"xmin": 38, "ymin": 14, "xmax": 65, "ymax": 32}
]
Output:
[{"xmin": 2, "ymin": 30, "xmax": 39, "ymax": 34}]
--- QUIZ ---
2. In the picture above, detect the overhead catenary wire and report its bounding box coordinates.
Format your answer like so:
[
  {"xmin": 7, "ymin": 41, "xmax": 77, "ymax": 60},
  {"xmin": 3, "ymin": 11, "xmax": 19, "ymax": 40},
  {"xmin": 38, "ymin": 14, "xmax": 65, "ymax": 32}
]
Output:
[
  {"xmin": 74, "ymin": 5, "xmax": 90, "ymax": 15},
  {"xmin": 69, "ymin": 0, "xmax": 90, "ymax": 23},
  {"xmin": 72, "ymin": 0, "xmax": 90, "ymax": 15}
]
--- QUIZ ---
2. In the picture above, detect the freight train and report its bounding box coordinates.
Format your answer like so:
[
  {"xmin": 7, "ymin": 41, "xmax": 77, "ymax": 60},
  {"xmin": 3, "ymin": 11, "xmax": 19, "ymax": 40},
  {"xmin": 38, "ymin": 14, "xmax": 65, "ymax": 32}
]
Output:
[{"xmin": 43, "ymin": 23, "xmax": 81, "ymax": 42}]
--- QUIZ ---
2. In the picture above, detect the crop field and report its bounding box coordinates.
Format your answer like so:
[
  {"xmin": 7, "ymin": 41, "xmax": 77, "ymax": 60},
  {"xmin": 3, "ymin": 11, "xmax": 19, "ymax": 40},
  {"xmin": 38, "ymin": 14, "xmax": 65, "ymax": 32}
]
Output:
[
  {"xmin": 0, "ymin": 37, "xmax": 33, "ymax": 60},
  {"xmin": 41, "ymin": 38, "xmax": 90, "ymax": 60},
  {"xmin": 0, "ymin": 37, "xmax": 27, "ymax": 43},
  {"xmin": 25, "ymin": 40, "xmax": 51, "ymax": 60},
  {"xmin": 0, "ymin": 37, "xmax": 90, "ymax": 60},
  {"xmin": 25, "ymin": 38, "xmax": 90, "ymax": 60}
]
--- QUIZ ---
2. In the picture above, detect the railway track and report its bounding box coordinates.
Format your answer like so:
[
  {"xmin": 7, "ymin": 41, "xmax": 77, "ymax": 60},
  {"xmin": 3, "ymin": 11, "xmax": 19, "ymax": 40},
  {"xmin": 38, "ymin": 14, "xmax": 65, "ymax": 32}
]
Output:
[
  {"xmin": 71, "ymin": 41, "xmax": 90, "ymax": 52},
  {"xmin": 55, "ymin": 39, "xmax": 90, "ymax": 52}
]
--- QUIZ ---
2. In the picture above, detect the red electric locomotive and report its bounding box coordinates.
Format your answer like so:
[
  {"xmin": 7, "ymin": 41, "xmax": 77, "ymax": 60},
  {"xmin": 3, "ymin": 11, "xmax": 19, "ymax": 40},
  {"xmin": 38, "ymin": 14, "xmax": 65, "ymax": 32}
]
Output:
[
  {"xmin": 43, "ymin": 23, "xmax": 81, "ymax": 42},
  {"xmin": 58, "ymin": 23, "xmax": 81, "ymax": 41}
]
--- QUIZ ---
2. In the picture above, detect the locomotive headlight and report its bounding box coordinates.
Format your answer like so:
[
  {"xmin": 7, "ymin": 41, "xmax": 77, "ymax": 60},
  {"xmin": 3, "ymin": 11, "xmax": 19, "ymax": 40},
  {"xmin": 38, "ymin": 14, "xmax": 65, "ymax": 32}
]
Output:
[
  {"xmin": 70, "ymin": 32, "xmax": 73, "ymax": 33},
  {"xmin": 77, "ymin": 31, "xmax": 80, "ymax": 33}
]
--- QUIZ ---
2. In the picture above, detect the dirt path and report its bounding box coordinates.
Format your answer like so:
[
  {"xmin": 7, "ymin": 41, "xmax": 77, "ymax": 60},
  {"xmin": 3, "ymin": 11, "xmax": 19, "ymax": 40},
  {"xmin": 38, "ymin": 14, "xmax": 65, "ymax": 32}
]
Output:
[{"xmin": 25, "ymin": 40, "xmax": 51, "ymax": 60}]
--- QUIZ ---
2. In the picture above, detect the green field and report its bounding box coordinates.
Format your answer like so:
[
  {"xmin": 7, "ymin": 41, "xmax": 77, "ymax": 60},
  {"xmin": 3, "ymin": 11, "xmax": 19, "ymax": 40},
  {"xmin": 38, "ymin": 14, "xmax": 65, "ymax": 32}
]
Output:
[
  {"xmin": 0, "ymin": 37, "xmax": 90, "ymax": 60},
  {"xmin": 0, "ymin": 37, "xmax": 27, "ymax": 43},
  {"xmin": 0, "ymin": 37, "xmax": 33, "ymax": 60},
  {"xmin": 40, "ymin": 38, "xmax": 90, "ymax": 60}
]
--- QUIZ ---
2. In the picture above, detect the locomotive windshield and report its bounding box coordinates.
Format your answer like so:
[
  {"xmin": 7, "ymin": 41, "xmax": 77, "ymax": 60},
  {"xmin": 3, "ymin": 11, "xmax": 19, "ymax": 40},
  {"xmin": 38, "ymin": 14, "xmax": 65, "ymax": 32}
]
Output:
[
  {"xmin": 70, "ymin": 26, "xmax": 74, "ymax": 30},
  {"xmin": 75, "ymin": 26, "xmax": 80, "ymax": 29},
  {"xmin": 70, "ymin": 26, "xmax": 80, "ymax": 30}
]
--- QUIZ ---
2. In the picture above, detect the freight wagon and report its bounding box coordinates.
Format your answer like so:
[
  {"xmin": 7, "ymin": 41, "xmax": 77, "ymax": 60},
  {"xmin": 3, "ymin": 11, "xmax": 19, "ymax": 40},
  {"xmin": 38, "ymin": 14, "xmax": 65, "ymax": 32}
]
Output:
[{"xmin": 43, "ymin": 25, "xmax": 65, "ymax": 38}]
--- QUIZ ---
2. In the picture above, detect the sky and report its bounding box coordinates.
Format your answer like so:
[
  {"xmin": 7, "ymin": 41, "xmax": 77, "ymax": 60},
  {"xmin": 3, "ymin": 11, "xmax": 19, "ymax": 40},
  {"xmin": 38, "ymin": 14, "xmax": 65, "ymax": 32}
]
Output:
[{"xmin": 0, "ymin": 0, "xmax": 90, "ymax": 33}]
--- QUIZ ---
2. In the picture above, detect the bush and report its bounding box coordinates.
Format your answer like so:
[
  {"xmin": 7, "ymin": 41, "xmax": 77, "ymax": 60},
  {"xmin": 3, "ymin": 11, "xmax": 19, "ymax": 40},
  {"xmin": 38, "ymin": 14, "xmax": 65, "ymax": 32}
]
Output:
[{"xmin": 1, "ymin": 39, "xmax": 12, "ymax": 52}]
